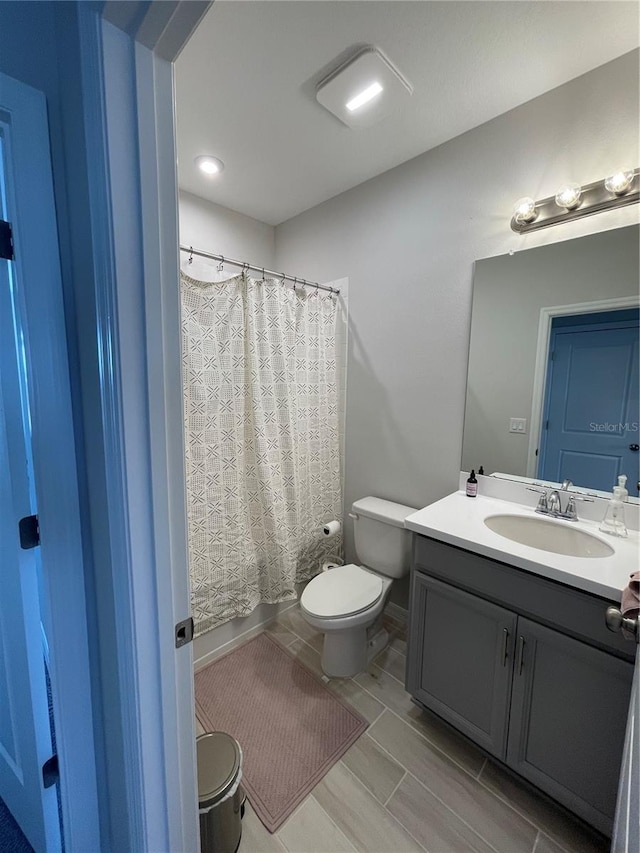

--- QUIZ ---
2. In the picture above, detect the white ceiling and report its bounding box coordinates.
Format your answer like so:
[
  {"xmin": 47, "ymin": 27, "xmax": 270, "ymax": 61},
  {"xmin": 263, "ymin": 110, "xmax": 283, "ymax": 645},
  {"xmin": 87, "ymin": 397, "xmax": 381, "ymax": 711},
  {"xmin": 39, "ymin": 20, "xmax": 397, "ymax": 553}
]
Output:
[{"xmin": 175, "ymin": 1, "xmax": 639, "ymax": 226}]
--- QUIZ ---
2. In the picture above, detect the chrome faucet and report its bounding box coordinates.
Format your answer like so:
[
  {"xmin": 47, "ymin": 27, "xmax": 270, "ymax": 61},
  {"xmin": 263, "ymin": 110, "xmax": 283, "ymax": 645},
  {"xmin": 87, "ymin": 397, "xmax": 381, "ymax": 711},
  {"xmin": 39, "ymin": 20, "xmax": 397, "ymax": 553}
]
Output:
[
  {"xmin": 527, "ymin": 485, "xmax": 593, "ymax": 521},
  {"xmin": 548, "ymin": 490, "xmax": 562, "ymax": 515}
]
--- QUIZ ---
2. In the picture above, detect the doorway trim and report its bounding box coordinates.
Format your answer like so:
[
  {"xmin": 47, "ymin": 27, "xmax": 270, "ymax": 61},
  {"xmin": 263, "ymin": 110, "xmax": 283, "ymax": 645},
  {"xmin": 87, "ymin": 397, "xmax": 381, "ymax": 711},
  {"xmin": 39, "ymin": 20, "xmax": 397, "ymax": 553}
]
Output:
[
  {"xmin": 526, "ymin": 296, "xmax": 640, "ymax": 478},
  {"xmin": 75, "ymin": 3, "xmax": 210, "ymax": 849}
]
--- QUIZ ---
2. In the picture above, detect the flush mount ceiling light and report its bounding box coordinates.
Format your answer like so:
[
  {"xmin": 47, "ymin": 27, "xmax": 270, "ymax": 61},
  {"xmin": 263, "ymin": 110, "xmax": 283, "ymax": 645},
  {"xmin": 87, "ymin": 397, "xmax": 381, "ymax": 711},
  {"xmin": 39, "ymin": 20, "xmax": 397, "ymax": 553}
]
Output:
[
  {"xmin": 316, "ymin": 46, "xmax": 412, "ymax": 129},
  {"xmin": 511, "ymin": 168, "xmax": 639, "ymax": 233},
  {"xmin": 346, "ymin": 81, "xmax": 384, "ymax": 113},
  {"xmin": 195, "ymin": 155, "xmax": 224, "ymax": 176}
]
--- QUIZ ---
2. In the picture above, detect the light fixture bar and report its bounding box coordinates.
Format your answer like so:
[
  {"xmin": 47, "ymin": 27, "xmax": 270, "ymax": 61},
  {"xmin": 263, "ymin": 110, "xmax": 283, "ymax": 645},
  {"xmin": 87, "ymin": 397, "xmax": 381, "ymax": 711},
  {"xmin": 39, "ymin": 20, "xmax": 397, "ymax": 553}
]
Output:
[
  {"xmin": 511, "ymin": 169, "xmax": 639, "ymax": 234},
  {"xmin": 346, "ymin": 82, "xmax": 383, "ymax": 112}
]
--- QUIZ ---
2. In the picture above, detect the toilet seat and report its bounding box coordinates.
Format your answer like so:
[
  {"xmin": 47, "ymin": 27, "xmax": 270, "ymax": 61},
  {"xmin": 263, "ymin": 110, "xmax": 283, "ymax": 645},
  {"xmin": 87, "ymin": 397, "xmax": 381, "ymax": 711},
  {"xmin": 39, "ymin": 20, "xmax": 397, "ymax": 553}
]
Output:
[{"xmin": 301, "ymin": 564, "xmax": 383, "ymax": 619}]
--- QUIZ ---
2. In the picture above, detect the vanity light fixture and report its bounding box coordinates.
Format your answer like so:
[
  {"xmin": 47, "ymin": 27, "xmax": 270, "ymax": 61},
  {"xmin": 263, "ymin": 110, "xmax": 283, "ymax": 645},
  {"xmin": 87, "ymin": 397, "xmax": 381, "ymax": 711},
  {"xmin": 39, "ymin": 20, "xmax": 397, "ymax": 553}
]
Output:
[
  {"xmin": 604, "ymin": 167, "xmax": 635, "ymax": 196},
  {"xmin": 554, "ymin": 184, "xmax": 582, "ymax": 210},
  {"xmin": 195, "ymin": 155, "xmax": 224, "ymax": 176},
  {"xmin": 513, "ymin": 197, "xmax": 537, "ymax": 224},
  {"xmin": 511, "ymin": 167, "xmax": 639, "ymax": 233}
]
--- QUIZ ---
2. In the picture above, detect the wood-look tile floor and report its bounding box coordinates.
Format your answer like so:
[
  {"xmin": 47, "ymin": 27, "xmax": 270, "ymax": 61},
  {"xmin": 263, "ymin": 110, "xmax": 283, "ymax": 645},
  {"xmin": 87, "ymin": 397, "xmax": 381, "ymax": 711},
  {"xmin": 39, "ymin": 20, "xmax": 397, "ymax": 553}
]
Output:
[{"xmin": 196, "ymin": 606, "xmax": 610, "ymax": 853}]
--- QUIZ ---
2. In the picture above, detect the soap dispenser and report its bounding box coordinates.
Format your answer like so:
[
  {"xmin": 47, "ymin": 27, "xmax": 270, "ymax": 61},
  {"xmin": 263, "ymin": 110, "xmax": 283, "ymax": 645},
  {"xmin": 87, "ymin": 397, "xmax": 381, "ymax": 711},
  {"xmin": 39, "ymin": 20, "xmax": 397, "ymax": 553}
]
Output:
[{"xmin": 599, "ymin": 475, "xmax": 628, "ymax": 538}]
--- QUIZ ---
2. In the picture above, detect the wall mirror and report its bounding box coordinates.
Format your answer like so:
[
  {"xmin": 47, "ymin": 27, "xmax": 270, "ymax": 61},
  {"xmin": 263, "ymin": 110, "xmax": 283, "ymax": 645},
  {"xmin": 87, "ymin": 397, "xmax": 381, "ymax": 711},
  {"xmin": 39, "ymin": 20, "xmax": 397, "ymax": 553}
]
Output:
[{"xmin": 462, "ymin": 225, "xmax": 640, "ymax": 500}]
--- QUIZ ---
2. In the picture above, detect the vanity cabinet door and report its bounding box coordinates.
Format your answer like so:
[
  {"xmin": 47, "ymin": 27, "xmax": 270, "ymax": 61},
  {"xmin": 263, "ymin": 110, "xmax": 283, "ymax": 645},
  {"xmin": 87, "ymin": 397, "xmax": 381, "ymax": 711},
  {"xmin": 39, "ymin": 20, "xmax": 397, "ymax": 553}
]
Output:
[
  {"xmin": 408, "ymin": 572, "xmax": 517, "ymax": 760},
  {"xmin": 507, "ymin": 617, "xmax": 634, "ymax": 836}
]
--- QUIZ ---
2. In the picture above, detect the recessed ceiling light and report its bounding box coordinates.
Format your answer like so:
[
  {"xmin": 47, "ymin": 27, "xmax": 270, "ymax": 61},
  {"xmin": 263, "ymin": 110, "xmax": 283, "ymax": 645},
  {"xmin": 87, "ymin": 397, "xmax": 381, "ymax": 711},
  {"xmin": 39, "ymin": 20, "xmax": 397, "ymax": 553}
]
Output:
[
  {"xmin": 346, "ymin": 81, "xmax": 383, "ymax": 112},
  {"xmin": 195, "ymin": 155, "xmax": 224, "ymax": 176}
]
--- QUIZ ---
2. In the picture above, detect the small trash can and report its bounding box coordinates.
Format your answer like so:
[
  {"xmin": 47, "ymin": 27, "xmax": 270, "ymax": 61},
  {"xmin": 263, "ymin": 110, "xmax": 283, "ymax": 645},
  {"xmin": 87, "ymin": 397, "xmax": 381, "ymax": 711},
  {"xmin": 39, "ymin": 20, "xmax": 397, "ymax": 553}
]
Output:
[{"xmin": 197, "ymin": 732, "xmax": 244, "ymax": 853}]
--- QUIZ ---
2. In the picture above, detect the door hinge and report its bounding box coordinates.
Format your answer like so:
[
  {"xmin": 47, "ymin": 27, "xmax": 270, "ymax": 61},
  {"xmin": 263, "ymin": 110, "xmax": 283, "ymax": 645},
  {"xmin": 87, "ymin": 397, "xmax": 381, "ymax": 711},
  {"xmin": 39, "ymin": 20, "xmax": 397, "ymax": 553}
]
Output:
[
  {"xmin": 544, "ymin": 420, "xmax": 549, "ymax": 431},
  {"xmin": 0, "ymin": 220, "xmax": 14, "ymax": 261},
  {"xmin": 19, "ymin": 515, "xmax": 40, "ymax": 549},
  {"xmin": 175, "ymin": 617, "xmax": 194, "ymax": 648},
  {"xmin": 42, "ymin": 754, "xmax": 59, "ymax": 789}
]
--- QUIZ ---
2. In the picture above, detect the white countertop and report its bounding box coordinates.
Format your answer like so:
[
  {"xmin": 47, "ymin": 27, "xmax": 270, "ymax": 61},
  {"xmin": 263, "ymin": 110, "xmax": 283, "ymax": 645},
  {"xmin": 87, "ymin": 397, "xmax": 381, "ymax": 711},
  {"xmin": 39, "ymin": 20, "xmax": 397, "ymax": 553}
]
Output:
[{"xmin": 405, "ymin": 491, "xmax": 639, "ymax": 601}]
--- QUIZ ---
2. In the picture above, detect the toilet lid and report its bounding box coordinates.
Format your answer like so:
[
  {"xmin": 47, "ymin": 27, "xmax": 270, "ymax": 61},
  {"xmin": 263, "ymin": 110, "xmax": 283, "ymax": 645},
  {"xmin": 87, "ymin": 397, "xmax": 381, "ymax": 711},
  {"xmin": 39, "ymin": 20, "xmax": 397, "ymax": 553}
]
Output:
[{"xmin": 301, "ymin": 564, "xmax": 384, "ymax": 618}]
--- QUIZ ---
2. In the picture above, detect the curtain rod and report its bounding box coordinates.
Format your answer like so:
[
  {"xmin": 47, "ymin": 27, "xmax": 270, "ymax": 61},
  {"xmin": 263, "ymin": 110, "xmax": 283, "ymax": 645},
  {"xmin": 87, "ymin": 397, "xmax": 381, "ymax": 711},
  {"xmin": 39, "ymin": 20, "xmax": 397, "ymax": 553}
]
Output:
[{"xmin": 179, "ymin": 245, "xmax": 340, "ymax": 295}]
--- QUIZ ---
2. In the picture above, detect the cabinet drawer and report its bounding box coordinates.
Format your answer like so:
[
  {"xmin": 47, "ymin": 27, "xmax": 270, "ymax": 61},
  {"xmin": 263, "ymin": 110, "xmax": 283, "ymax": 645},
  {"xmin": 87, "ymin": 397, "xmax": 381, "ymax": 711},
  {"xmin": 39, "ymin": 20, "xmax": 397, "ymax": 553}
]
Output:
[{"xmin": 414, "ymin": 535, "xmax": 633, "ymax": 660}]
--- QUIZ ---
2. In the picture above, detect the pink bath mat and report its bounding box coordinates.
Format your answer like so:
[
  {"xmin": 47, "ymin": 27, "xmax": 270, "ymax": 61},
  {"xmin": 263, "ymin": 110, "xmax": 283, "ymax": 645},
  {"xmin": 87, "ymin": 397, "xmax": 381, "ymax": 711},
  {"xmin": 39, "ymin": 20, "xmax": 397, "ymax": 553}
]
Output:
[{"xmin": 194, "ymin": 631, "xmax": 368, "ymax": 832}]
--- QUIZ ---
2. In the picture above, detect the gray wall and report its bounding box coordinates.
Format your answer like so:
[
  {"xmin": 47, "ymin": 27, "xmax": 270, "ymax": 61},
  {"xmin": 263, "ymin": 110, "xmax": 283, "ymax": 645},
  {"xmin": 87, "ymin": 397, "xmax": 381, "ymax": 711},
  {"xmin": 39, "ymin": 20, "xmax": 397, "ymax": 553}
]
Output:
[
  {"xmin": 275, "ymin": 50, "xmax": 640, "ymax": 606},
  {"xmin": 178, "ymin": 189, "xmax": 275, "ymax": 276},
  {"xmin": 463, "ymin": 226, "xmax": 639, "ymax": 478}
]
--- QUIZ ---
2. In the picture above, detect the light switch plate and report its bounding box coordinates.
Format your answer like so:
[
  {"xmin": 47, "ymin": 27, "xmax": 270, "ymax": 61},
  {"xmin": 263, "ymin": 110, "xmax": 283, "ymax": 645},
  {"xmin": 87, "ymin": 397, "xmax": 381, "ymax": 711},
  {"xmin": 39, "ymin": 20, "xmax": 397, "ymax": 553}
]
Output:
[{"xmin": 509, "ymin": 418, "xmax": 527, "ymax": 434}]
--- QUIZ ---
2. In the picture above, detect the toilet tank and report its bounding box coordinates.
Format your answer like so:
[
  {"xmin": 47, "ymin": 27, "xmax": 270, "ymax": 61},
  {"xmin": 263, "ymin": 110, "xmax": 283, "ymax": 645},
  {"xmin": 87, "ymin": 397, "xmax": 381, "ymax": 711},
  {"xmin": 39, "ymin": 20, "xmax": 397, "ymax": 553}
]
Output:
[{"xmin": 352, "ymin": 497, "xmax": 416, "ymax": 579}]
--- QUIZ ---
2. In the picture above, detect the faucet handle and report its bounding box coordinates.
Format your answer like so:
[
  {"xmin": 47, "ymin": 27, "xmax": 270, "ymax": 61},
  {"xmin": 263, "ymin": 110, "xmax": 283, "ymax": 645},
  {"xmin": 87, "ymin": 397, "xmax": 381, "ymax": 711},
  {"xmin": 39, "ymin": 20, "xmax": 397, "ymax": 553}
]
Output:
[
  {"xmin": 565, "ymin": 494, "xmax": 594, "ymax": 520},
  {"xmin": 527, "ymin": 487, "xmax": 548, "ymax": 512}
]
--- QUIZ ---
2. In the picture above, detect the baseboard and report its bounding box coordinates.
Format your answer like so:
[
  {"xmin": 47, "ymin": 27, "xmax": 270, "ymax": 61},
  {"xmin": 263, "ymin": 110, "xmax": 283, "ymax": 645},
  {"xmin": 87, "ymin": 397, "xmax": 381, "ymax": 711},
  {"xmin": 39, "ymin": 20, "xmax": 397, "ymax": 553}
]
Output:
[
  {"xmin": 193, "ymin": 598, "xmax": 299, "ymax": 672},
  {"xmin": 384, "ymin": 601, "xmax": 408, "ymax": 625}
]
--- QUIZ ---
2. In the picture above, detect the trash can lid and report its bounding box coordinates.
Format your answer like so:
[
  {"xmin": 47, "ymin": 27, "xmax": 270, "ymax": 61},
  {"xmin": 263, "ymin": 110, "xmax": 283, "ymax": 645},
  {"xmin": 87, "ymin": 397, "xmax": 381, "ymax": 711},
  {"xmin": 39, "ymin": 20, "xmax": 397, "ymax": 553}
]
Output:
[{"xmin": 196, "ymin": 732, "xmax": 241, "ymax": 808}]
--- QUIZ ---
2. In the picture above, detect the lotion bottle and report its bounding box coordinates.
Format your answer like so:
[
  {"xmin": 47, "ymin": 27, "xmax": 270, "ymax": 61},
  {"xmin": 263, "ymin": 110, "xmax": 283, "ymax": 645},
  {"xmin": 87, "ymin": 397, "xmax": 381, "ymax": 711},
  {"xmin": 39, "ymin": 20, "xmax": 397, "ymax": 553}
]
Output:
[
  {"xmin": 466, "ymin": 470, "xmax": 478, "ymax": 498},
  {"xmin": 599, "ymin": 477, "xmax": 628, "ymax": 538}
]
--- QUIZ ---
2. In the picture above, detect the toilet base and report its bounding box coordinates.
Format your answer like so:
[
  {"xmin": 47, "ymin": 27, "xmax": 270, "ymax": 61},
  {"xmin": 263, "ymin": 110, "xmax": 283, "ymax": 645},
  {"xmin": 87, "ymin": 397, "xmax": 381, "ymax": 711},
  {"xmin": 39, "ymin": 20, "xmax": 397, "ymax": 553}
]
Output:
[{"xmin": 320, "ymin": 624, "xmax": 390, "ymax": 678}]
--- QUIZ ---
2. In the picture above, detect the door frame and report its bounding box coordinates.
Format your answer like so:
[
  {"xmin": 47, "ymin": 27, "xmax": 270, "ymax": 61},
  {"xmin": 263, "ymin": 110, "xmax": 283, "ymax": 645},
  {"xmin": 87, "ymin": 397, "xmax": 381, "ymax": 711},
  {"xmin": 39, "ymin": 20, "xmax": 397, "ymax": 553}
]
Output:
[
  {"xmin": 0, "ymin": 71, "xmax": 99, "ymax": 851},
  {"xmin": 526, "ymin": 295, "xmax": 640, "ymax": 478},
  {"xmin": 76, "ymin": 3, "xmax": 209, "ymax": 850}
]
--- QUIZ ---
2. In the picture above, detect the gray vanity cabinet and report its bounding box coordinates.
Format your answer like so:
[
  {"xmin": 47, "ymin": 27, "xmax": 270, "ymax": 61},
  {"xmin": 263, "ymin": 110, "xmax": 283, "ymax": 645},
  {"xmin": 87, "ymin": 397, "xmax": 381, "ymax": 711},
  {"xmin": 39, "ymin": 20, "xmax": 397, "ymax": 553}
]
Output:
[
  {"xmin": 407, "ymin": 534, "xmax": 635, "ymax": 836},
  {"xmin": 409, "ymin": 572, "xmax": 517, "ymax": 758},
  {"xmin": 507, "ymin": 617, "xmax": 633, "ymax": 832}
]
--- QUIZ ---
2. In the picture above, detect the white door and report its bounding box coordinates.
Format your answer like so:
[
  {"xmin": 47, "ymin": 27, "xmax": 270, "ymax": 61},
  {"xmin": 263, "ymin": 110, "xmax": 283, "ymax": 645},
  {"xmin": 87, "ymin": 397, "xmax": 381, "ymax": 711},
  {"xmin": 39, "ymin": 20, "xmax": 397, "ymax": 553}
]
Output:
[{"xmin": 0, "ymin": 120, "xmax": 62, "ymax": 851}]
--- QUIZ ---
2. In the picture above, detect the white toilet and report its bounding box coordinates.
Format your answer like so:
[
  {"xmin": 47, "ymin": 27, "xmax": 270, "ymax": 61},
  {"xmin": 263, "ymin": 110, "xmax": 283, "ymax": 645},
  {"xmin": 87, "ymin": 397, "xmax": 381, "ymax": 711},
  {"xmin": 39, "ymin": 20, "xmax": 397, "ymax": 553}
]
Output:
[{"xmin": 300, "ymin": 496, "xmax": 416, "ymax": 678}]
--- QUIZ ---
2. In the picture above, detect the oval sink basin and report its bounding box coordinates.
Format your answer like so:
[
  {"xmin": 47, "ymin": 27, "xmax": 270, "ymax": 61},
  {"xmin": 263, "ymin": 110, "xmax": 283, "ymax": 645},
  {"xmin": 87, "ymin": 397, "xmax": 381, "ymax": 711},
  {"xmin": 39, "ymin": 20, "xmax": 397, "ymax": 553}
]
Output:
[{"xmin": 484, "ymin": 514, "xmax": 614, "ymax": 558}]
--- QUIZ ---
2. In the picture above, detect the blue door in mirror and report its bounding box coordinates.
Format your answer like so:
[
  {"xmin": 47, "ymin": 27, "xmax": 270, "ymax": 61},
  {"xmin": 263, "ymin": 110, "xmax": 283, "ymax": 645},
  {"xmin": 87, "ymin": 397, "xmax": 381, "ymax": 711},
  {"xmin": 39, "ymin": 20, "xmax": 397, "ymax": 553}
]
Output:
[{"xmin": 538, "ymin": 310, "xmax": 639, "ymax": 495}]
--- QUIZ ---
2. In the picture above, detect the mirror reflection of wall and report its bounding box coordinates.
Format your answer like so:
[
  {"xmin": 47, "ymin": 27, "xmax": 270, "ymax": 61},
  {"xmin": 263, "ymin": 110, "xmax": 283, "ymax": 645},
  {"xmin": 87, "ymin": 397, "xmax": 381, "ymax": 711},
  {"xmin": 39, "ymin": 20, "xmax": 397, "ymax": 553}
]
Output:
[{"xmin": 462, "ymin": 225, "xmax": 639, "ymax": 496}]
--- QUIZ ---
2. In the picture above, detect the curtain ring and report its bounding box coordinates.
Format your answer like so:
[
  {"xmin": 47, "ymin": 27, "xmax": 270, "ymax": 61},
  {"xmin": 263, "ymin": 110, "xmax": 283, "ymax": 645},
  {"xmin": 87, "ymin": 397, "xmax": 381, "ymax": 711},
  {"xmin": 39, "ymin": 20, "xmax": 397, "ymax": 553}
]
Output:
[
  {"xmin": 217, "ymin": 255, "xmax": 224, "ymax": 272},
  {"xmin": 261, "ymin": 267, "xmax": 265, "ymax": 283},
  {"xmin": 188, "ymin": 246, "xmax": 193, "ymax": 265}
]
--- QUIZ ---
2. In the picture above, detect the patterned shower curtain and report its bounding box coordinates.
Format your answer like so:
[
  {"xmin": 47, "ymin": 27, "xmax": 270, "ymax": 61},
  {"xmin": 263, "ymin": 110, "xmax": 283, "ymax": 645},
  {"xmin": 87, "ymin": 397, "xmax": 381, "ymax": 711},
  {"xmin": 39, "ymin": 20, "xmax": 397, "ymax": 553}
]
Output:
[{"xmin": 181, "ymin": 271, "xmax": 343, "ymax": 635}]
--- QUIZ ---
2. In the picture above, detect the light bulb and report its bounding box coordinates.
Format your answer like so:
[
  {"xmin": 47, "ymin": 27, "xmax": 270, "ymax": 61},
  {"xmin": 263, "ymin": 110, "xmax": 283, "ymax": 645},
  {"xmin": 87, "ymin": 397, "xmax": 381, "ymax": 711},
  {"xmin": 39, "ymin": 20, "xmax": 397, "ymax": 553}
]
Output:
[
  {"xmin": 346, "ymin": 81, "xmax": 383, "ymax": 112},
  {"xmin": 195, "ymin": 155, "xmax": 224, "ymax": 176},
  {"xmin": 604, "ymin": 168, "xmax": 635, "ymax": 195},
  {"xmin": 512, "ymin": 197, "xmax": 537, "ymax": 223},
  {"xmin": 555, "ymin": 184, "xmax": 582, "ymax": 210}
]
